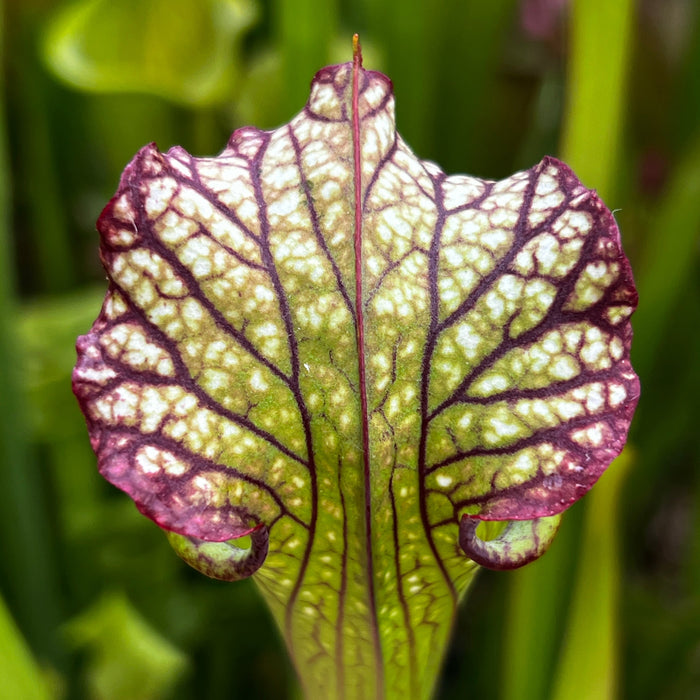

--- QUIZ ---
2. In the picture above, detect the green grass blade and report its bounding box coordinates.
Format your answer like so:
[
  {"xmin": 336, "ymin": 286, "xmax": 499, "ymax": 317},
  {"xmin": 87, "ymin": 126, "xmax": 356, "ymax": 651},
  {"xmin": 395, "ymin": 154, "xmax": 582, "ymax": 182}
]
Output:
[
  {"xmin": 550, "ymin": 450, "xmax": 633, "ymax": 700},
  {"xmin": 501, "ymin": 510, "xmax": 581, "ymax": 700},
  {"xmin": 0, "ymin": 0, "xmax": 63, "ymax": 663},
  {"xmin": 551, "ymin": 1, "xmax": 635, "ymax": 698},
  {"xmin": 560, "ymin": 0, "xmax": 635, "ymax": 200}
]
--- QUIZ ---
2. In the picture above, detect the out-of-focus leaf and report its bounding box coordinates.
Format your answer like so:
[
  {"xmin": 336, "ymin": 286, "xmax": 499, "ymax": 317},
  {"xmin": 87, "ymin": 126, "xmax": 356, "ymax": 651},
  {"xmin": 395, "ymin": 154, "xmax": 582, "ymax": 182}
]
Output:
[
  {"xmin": 72, "ymin": 49, "xmax": 638, "ymax": 698},
  {"xmin": 632, "ymin": 131, "xmax": 700, "ymax": 381},
  {"xmin": 0, "ymin": 594, "xmax": 54, "ymax": 700},
  {"xmin": 0, "ymin": 1, "xmax": 63, "ymax": 664},
  {"xmin": 42, "ymin": 0, "xmax": 257, "ymax": 105},
  {"xmin": 65, "ymin": 592, "xmax": 188, "ymax": 700},
  {"xmin": 500, "ymin": 507, "xmax": 581, "ymax": 700},
  {"xmin": 272, "ymin": 0, "xmax": 338, "ymax": 119},
  {"xmin": 560, "ymin": 0, "xmax": 634, "ymax": 200},
  {"xmin": 18, "ymin": 288, "xmax": 105, "ymax": 439}
]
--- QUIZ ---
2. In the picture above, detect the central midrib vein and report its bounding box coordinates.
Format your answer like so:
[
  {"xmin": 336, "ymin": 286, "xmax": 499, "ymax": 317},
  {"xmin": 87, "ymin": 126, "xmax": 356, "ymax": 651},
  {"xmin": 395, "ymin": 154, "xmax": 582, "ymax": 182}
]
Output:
[{"xmin": 352, "ymin": 34, "xmax": 384, "ymax": 698}]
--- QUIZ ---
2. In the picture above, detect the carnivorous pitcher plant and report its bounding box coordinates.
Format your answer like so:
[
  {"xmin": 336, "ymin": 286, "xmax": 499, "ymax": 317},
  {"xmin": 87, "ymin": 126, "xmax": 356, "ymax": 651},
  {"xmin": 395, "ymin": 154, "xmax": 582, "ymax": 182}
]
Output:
[{"xmin": 73, "ymin": 38, "xmax": 639, "ymax": 699}]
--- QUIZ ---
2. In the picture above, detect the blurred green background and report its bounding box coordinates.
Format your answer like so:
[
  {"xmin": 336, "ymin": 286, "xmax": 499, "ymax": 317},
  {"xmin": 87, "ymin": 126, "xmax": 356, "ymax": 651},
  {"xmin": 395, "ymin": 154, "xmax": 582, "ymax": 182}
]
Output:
[{"xmin": 1, "ymin": 0, "xmax": 698, "ymax": 698}]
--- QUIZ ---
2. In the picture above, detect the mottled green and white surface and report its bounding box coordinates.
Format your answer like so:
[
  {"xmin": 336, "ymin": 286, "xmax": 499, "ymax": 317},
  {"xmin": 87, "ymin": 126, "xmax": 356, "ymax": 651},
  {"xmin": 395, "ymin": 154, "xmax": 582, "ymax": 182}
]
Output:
[{"xmin": 73, "ymin": 51, "xmax": 639, "ymax": 700}]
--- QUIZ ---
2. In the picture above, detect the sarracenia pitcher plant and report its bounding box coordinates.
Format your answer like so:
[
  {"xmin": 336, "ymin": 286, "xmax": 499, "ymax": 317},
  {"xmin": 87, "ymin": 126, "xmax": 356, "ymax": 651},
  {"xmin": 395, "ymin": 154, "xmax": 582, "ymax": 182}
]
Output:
[{"xmin": 73, "ymin": 38, "xmax": 639, "ymax": 699}]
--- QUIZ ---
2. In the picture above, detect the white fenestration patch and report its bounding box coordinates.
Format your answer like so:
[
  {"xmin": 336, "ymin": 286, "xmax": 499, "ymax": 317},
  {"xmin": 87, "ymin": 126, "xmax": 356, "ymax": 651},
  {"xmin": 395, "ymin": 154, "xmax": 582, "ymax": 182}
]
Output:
[
  {"xmin": 604, "ymin": 337, "xmax": 622, "ymax": 362},
  {"xmin": 568, "ymin": 210, "xmax": 593, "ymax": 235},
  {"xmin": 455, "ymin": 323, "xmax": 481, "ymax": 360},
  {"xmin": 202, "ymin": 369, "xmax": 229, "ymax": 393},
  {"xmin": 581, "ymin": 339, "xmax": 607, "ymax": 365},
  {"xmin": 458, "ymin": 411, "xmax": 473, "ymax": 429},
  {"xmin": 485, "ymin": 289, "xmax": 505, "ymax": 320},
  {"xmin": 542, "ymin": 332, "xmax": 562, "ymax": 354},
  {"xmin": 436, "ymin": 474, "xmax": 453, "ymax": 489},
  {"xmin": 181, "ymin": 298, "xmax": 204, "ymax": 329},
  {"xmin": 606, "ymin": 305, "xmax": 634, "ymax": 325},
  {"xmin": 513, "ymin": 451, "xmax": 535, "ymax": 474},
  {"xmin": 549, "ymin": 356, "xmax": 579, "ymax": 381},
  {"xmin": 113, "ymin": 193, "xmax": 136, "ymax": 221},
  {"xmin": 571, "ymin": 423, "xmax": 605, "ymax": 447},
  {"xmin": 136, "ymin": 445, "xmax": 163, "ymax": 475},
  {"xmin": 484, "ymin": 411, "xmax": 525, "ymax": 446},
  {"xmin": 535, "ymin": 172, "xmax": 558, "ymax": 195},
  {"xmin": 564, "ymin": 327, "xmax": 583, "ymax": 351},
  {"xmin": 489, "ymin": 416, "xmax": 520, "ymax": 438},
  {"xmin": 253, "ymin": 320, "xmax": 278, "ymax": 338},
  {"xmin": 609, "ymin": 383, "xmax": 627, "ymax": 408},
  {"xmin": 534, "ymin": 234, "xmax": 560, "ymax": 273},
  {"xmin": 249, "ymin": 369, "xmax": 269, "ymax": 392},
  {"xmin": 144, "ymin": 177, "xmax": 178, "ymax": 218},
  {"xmin": 553, "ymin": 399, "xmax": 584, "ymax": 420},
  {"xmin": 473, "ymin": 373, "xmax": 509, "ymax": 396},
  {"xmin": 136, "ymin": 445, "xmax": 189, "ymax": 477},
  {"xmin": 481, "ymin": 228, "xmax": 509, "ymax": 250},
  {"xmin": 76, "ymin": 363, "xmax": 117, "ymax": 386},
  {"xmin": 497, "ymin": 274, "xmax": 523, "ymax": 300},
  {"xmin": 144, "ymin": 390, "xmax": 172, "ymax": 432},
  {"xmin": 584, "ymin": 384, "xmax": 605, "ymax": 412}
]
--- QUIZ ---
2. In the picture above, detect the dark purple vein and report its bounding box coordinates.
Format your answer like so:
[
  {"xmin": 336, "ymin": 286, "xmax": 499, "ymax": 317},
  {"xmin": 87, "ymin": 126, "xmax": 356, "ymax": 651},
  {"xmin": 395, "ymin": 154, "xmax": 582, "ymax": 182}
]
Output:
[
  {"xmin": 352, "ymin": 35, "xmax": 384, "ymax": 697},
  {"xmin": 188, "ymin": 220, "xmax": 267, "ymax": 272},
  {"xmin": 439, "ymin": 363, "xmax": 633, "ymax": 409},
  {"xmin": 335, "ymin": 455, "xmax": 349, "ymax": 700},
  {"xmin": 100, "ymin": 290, "xmax": 309, "ymax": 468},
  {"xmin": 364, "ymin": 246, "xmax": 424, "ymax": 310},
  {"xmin": 92, "ymin": 425, "xmax": 308, "ymax": 529},
  {"xmin": 389, "ymin": 464, "xmax": 418, "ymax": 696},
  {"xmin": 417, "ymin": 169, "xmax": 459, "ymax": 604},
  {"xmin": 103, "ymin": 208, "xmax": 292, "ymax": 391},
  {"xmin": 287, "ymin": 124, "xmax": 356, "ymax": 320},
  {"xmin": 429, "ymin": 190, "xmax": 609, "ymax": 422},
  {"xmin": 361, "ymin": 138, "xmax": 398, "ymax": 211},
  {"xmin": 427, "ymin": 409, "xmax": 620, "ymax": 473},
  {"xmin": 162, "ymin": 151, "xmax": 264, "ymax": 247},
  {"xmin": 435, "ymin": 168, "xmax": 539, "ymax": 335}
]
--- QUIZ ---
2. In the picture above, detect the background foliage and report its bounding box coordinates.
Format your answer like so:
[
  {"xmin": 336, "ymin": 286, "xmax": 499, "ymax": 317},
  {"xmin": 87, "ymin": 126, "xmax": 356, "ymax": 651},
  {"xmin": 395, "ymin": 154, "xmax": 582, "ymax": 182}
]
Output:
[{"xmin": 1, "ymin": 0, "xmax": 698, "ymax": 698}]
